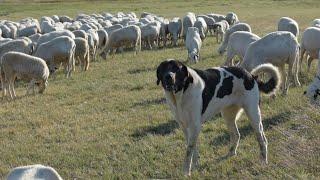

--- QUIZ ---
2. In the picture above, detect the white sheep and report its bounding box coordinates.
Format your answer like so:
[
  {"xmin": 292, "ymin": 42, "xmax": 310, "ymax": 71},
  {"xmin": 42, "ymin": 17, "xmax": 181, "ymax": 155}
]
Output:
[
  {"xmin": 218, "ymin": 23, "xmax": 251, "ymax": 55},
  {"xmin": 311, "ymin": 19, "xmax": 320, "ymax": 28},
  {"xmin": 0, "ymin": 52, "xmax": 49, "ymax": 99},
  {"xmin": 225, "ymin": 12, "xmax": 239, "ymax": 25},
  {"xmin": 186, "ymin": 27, "xmax": 202, "ymax": 63},
  {"xmin": 277, "ymin": 17, "xmax": 299, "ymax": 37},
  {"xmin": 36, "ymin": 30, "xmax": 75, "ymax": 48},
  {"xmin": 74, "ymin": 37, "xmax": 90, "ymax": 71},
  {"xmin": 197, "ymin": 15, "xmax": 215, "ymax": 35},
  {"xmin": 168, "ymin": 17, "xmax": 182, "ymax": 46},
  {"xmin": 73, "ymin": 29, "xmax": 88, "ymax": 40},
  {"xmin": 0, "ymin": 39, "xmax": 34, "ymax": 58},
  {"xmin": 18, "ymin": 25, "xmax": 39, "ymax": 37},
  {"xmin": 40, "ymin": 20, "xmax": 56, "ymax": 33},
  {"xmin": 29, "ymin": 33, "xmax": 42, "ymax": 43},
  {"xmin": 140, "ymin": 22, "xmax": 160, "ymax": 49},
  {"xmin": 300, "ymin": 27, "xmax": 320, "ymax": 72},
  {"xmin": 97, "ymin": 29, "xmax": 108, "ymax": 56},
  {"xmin": 100, "ymin": 25, "xmax": 141, "ymax": 59},
  {"xmin": 224, "ymin": 31, "xmax": 260, "ymax": 66},
  {"xmin": 213, "ymin": 20, "xmax": 229, "ymax": 43},
  {"xmin": 194, "ymin": 17, "xmax": 208, "ymax": 40},
  {"xmin": 241, "ymin": 31, "xmax": 300, "ymax": 95},
  {"xmin": 182, "ymin": 12, "xmax": 196, "ymax": 40},
  {"xmin": 6, "ymin": 164, "xmax": 62, "ymax": 180},
  {"xmin": 34, "ymin": 36, "xmax": 76, "ymax": 78}
]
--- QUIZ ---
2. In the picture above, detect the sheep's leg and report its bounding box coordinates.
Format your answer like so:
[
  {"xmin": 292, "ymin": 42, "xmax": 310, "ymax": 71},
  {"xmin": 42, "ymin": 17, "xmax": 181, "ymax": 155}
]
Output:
[
  {"xmin": 307, "ymin": 57, "xmax": 314, "ymax": 72},
  {"xmin": 1, "ymin": 75, "xmax": 6, "ymax": 98},
  {"xmin": 9, "ymin": 77, "xmax": 16, "ymax": 99},
  {"xmin": 279, "ymin": 65, "xmax": 288, "ymax": 95},
  {"xmin": 299, "ymin": 48, "xmax": 305, "ymax": 73},
  {"xmin": 224, "ymin": 50, "xmax": 235, "ymax": 66}
]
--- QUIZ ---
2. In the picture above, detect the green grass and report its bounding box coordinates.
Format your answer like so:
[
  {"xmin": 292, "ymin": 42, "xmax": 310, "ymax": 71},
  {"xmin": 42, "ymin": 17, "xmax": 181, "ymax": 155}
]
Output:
[{"xmin": 0, "ymin": 0, "xmax": 319, "ymax": 179}]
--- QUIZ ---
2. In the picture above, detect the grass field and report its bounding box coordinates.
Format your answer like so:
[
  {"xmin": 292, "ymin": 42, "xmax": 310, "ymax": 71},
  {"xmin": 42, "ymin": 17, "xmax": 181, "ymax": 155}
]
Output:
[{"xmin": 0, "ymin": 0, "xmax": 319, "ymax": 179}]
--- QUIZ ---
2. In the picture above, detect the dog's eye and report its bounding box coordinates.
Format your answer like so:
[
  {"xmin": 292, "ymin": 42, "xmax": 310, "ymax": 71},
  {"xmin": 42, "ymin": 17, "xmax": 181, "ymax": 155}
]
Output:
[{"xmin": 303, "ymin": 91, "xmax": 307, "ymax": 95}]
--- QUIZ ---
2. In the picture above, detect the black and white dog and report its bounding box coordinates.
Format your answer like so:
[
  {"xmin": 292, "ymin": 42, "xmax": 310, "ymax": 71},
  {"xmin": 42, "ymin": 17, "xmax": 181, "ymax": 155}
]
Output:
[{"xmin": 156, "ymin": 59, "xmax": 281, "ymax": 176}]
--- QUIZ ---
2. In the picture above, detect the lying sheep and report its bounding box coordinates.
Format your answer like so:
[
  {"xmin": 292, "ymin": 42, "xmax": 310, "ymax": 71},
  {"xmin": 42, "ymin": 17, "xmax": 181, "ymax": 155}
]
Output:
[
  {"xmin": 73, "ymin": 29, "xmax": 88, "ymax": 40},
  {"xmin": 74, "ymin": 37, "xmax": 90, "ymax": 71},
  {"xmin": 300, "ymin": 27, "xmax": 320, "ymax": 72},
  {"xmin": 194, "ymin": 17, "xmax": 208, "ymax": 40},
  {"xmin": 36, "ymin": 30, "xmax": 75, "ymax": 48},
  {"xmin": 225, "ymin": 12, "xmax": 239, "ymax": 25},
  {"xmin": 7, "ymin": 164, "xmax": 62, "ymax": 180},
  {"xmin": 100, "ymin": 25, "xmax": 141, "ymax": 59},
  {"xmin": 277, "ymin": 17, "xmax": 299, "ymax": 37},
  {"xmin": 218, "ymin": 23, "xmax": 251, "ymax": 55},
  {"xmin": 34, "ymin": 36, "xmax": 76, "ymax": 78},
  {"xmin": 186, "ymin": 27, "xmax": 202, "ymax": 63},
  {"xmin": 224, "ymin": 31, "xmax": 260, "ymax": 66},
  {"xmin": 182, "ymin": 12, "xmax": 196, "ymax": 40},
  {"xmin": 1, "ymin": 52, "xmax": 49, "ymax": 99},
  {"xmin": 213, "ymin": 20, "xmax": 229, "ymax": 43},
  {"xmin": 241, "ymin": 31, "xmax": 300, "ymax": 95},
  {"xmin": 168, "ymin": 17, "xmax": 182, "ymax": 46},
  {"xmin": 304, "ymin": 58, "xmax": 320, "ymax": 105},
  {"xmin": 0, "ymin": 39, "xmax": 34, "ymax": 58}
]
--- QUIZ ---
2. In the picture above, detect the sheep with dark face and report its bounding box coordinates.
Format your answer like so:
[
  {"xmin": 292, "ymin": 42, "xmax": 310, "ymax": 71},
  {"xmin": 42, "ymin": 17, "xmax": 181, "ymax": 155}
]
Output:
[
  {"xmin": 1, "ymin": 52, "xmax": 49, "ymax": 99},
  {"xmin": 225, "ymin": 12, "xmax": 239, "ymax": 25}
]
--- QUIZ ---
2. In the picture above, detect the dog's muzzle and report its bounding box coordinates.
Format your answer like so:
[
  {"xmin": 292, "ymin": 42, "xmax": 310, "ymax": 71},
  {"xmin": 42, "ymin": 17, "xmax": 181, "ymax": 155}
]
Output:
[{"xmin": 163, "ymin": 73, "xmax": 176, "ymax": 91}]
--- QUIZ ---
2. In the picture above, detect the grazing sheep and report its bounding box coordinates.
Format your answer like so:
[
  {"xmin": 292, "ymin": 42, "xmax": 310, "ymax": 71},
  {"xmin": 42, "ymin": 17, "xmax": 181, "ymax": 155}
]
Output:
[
  {"xmin": 1, "ymin": 52, "xmax": 49, "ymax": 99},
  {"xmin": 0, "ymin": 39, "xmax": 34, "ymax": 58},
  {"xmin": 241, "ymin": 31, "xmax": 300, "ymax": 95},
  {"xmin": 73, "ymin": 29, "xmax": 88, "ymax": 40},
  {"xmin": 194, "ymin": 17, "xmax": 208, "ymax": 40},
  {"xmin": 168, "ymin": 17, "xmax": 182, "ymax": 46},
  {"xmin": 34, "ymin": 36, "xmax": 76, "ymax": 78},
  {"xmin": 74, "ymin": 37, "xmax": 90, "ymax": 71},
  {"xmin": 277, "ymin": 17, "xmax": 299, "ymax": 37},
  {"xmin": 225, "ymin": 12, "xmax": 239, "ymax": 25},
  {"xmin": 59, "ymin": 15, "xmax": 73, "ymax": 23},
  {"xmin": 186, "ymin": 27, "xmax": 202, "ymax": 63},
  {"xmin": 304, "ymin": 58, "xmax": 320, "ymax": 105},
  {"xmin": 213, "ymin": 20, "xmax": 229, "ymax": 43},
  {"xmin": 300, "ymin": 27, "xmax": 320, "ymax": 72},
  {"xmin": 36, "ymin": 30, "xmax": 75, "ymax": 48},
  {"xmin": 224, "ymin": 31, "xmax": 260, "ymax": 66},
  {"xmin": 197, "ymin": 15, "xmax": 215, "ymax": 35},
  {"xmin": 100, "ymin": 25, "xmax": 141, "ymax": 59},
  {"xmin": 86, "ymin": 29, "xmax": 99, "ymax": 61},
  {"xmin": 182, "ymin": 12, "xmax": 196, "ymax": 40},
  {"xmin": 140, "ymin": 22, "xmax": 160, "ymax": 49},
  {"xmin": 311, "ymin": 19, "xmax": 320, "ymax": 28},
  {"xmin": 97, "ymin": 29, "xmax": 108, "ymax": 53},
  {"xmin": 159, "ymin": 19, "xmax": 169, "ymax": 47},
  {"xmin": 7, "ymin": 164, "xmax": 62, "ymax": 180},
  {"xmin": 207, "ymin": 13, "xmax": 226, "ymax": 22},
  {"xmin": 40, "ymin": 20, "xmax": 56, "ymax": 34},
  {"xmin": 218, "ymin": 23, "xmax": 251, "ymax": 55}
]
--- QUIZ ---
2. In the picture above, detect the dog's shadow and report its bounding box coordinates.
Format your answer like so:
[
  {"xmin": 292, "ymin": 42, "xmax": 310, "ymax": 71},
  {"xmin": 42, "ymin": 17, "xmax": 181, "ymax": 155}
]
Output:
[
  {"xmin": 131, "ymin": 120, "xmax": 178, "ymax": 140},
  {"xmin": 210, "ymin": 111, "xmax": 292, "ymax": 147}
]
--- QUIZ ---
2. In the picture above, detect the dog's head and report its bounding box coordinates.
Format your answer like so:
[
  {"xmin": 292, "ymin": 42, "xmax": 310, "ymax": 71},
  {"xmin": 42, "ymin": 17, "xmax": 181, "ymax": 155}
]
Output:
[{"xmin": 156, "ymin": 59, "xmax": 193, "ymax": 93}]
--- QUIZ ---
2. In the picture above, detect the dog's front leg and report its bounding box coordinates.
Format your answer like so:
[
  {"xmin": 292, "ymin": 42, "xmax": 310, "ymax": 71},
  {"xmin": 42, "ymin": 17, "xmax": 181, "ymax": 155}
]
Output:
[{"xmin": 183, "ymin": 119, "xmax": 201, "ymax": 176}]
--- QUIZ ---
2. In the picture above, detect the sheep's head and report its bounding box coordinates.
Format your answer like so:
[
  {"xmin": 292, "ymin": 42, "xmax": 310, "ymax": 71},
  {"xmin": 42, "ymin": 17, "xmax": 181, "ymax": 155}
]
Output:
[{"xmin": 303, "ymin": 76, "xmax": 320, "ymax": 105}]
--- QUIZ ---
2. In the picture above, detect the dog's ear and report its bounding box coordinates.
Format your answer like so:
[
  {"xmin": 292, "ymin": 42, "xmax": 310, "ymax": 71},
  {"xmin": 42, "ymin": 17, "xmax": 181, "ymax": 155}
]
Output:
[
  {"xmin": 181, "ymin": 65, "xmax": 193, "ymax": 84},
  {"xmin": 156, "ymin": 63, "xmax": 164, "ymax": 85}
]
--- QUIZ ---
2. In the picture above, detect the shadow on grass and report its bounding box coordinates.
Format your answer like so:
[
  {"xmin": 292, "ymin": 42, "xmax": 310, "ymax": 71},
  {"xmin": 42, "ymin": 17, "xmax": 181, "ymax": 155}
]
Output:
[
  {"xmin": 131, "ymin": 120, "xmax": 178, "ymax": 140},
  {"xmin": 131, "ymin": 97, "xmax": 166, "ymax": 108},
  {"xmin": 210, "ymin": 111, "xmax": 292, "ymax": 147},
  {"xmin": 127, "ymin": 67, "xmax": 156, "ymax": 74}
]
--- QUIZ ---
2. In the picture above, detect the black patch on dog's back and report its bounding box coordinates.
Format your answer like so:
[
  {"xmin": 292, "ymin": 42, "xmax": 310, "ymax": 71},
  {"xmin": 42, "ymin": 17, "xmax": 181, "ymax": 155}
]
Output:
[
  {"xmin": 194, "ymin": 68, "xmax": 221, "ymax": 114},
  {"xmin": 217, "ymin": 76, "xmax": 234, "ymax": 98},
  {"xmin": 223, "ymin": 66, "xmax": 255, "ymax": 90}
]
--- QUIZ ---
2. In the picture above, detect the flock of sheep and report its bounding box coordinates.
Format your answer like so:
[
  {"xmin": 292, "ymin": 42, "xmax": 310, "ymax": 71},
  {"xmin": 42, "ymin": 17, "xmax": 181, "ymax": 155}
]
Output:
[{"xmin": 2, "ymin": 10, "xmax": 320, "ymax": 179}]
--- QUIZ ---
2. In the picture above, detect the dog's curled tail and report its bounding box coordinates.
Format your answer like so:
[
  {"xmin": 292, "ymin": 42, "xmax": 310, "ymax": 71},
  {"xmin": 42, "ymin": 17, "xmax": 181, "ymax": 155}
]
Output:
[{"xmin": 251, "ymin": 63, "xmax": 281, "ymax": 95}]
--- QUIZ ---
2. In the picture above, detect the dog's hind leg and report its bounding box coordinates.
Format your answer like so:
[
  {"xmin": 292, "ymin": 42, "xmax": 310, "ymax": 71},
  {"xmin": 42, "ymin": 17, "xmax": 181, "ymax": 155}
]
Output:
[
  {"xmin": 244, "ymin": 103, "xmax": 268, "ymax": 164},
  {"xmin": 221, "ymin": 105, "xmax": 242, "ymax": 157}
]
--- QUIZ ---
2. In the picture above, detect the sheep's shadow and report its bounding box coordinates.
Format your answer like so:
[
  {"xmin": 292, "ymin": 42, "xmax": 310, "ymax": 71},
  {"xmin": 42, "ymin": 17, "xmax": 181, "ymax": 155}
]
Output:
[
  {"xmin": 131, "ymin": 120, "xmax": 178, "ymax": 140},
  {"xmin": 131, "ymin": 97, "xmax": 166, "ymax": 108},
  {"xmin": 210, "ymin": 111, "xmax": 292, "ymax": 147}
]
